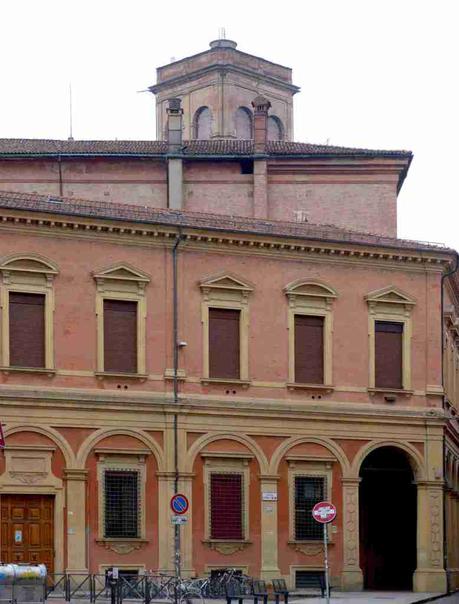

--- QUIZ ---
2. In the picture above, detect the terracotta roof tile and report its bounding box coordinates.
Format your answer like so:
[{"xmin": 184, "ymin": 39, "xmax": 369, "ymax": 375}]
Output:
[
  {"xmin": 0, "ymin": 190, "xmax": 448, "ymax": 255},
  {"xmin": 0, "ymin": 138, "xmax": 411, "ymax": 158}
]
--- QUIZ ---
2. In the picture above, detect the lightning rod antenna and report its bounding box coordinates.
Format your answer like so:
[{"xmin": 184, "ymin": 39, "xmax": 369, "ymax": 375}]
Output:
[{"xmin": 68, "ymin": 83, "xmax": 74, "ymax": 141}]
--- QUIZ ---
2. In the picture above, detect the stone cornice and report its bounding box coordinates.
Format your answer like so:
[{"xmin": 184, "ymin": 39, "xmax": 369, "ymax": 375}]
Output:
[
  {"xmin": 0, "ymin": 384, "xmax": 447, "ymax": 425},
  {"xmin": 0, "ymin": 208, "xmax": 451, "ymax": 272}
]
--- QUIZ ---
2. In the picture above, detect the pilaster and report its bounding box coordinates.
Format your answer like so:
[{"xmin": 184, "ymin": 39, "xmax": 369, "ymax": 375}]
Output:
[
  {"xmin": 413, "ymin": 481, "xmax": 447, "ymax": 592},
  {"xmin": 341, "ymin": 478, "xmax": 363, "ymax": 591},
  {"xmin": 64, "ymin": 469, "xmax": 88, "ymax": 573},
  {"xmin": 259, "ymin": 475, "xmax": 280, "ymax": 580},
  {"xmin": 157, "ymin": 471, "xmax": 176, "ymax": 573}
]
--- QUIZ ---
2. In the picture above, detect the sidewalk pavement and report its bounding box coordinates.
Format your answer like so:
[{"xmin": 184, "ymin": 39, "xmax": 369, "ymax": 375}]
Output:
[{"xmin": 44, "ymin": 592, "xmax": 453, "ymax": 604}]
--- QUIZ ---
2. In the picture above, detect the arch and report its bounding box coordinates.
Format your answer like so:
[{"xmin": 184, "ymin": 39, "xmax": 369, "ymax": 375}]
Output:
[
  {"xmin": 4, "ymin": 424, "xmax": 75, "ymax": 468},
  {"xmin": 76, "ymin": 428, "xmax": 165, "ymax": 471},
  {"xmin": 269, "ymin": 435, "xmax": 350, "ymax": 475},
  {"xmin": 267, "ymin": 115, "xmax": 284, "ymax": 141},
  {"xmin": 235, "ymin": 106, "xmax": 253, "ymax": 139},
  {"xmin": 186, "ymin": 432, "xmax": 269, "ymax": 474},
  {"xmin": 193, "ymin": 106, "xmax": 212, "ymax": 140},
  {"xmin": 351, "ymin": 439, "xmax": 426, "ymax": 480}
]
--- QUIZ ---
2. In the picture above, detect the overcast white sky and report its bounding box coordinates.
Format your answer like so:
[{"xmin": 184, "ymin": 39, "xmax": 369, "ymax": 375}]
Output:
[{"xmin": 1, "ymin": 0, "xmax": 458, "ymax": 249}]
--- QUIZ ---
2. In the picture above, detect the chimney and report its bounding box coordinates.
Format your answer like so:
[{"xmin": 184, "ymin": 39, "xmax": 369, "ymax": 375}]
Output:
[
  {"xmin": 251, "ymin": 95, "xmax": 271, "ymax": 154},
  {"xmin": 166, "ymin": 97, "xmax": 183, "ymax": 152},
  {"xmin": 166, "ymin": 98, "xmax": 184, "ymax": 209}
]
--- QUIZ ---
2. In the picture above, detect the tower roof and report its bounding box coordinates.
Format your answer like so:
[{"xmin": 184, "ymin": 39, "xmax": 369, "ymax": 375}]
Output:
[{"xmin": 149, "ymin": 39, "xmax": 299, "ymax": 95}]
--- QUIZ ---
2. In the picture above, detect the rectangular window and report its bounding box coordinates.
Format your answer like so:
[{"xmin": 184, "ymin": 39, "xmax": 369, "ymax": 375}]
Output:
[
  {"xmin": 210, "ymin": 473, "xmax": 243, "ymax": 540},
  {"xmin": 9, "ymin": 292, "xmax": 45, "ymax": 368},
  {"xmin": 294, "ymin": 315, "xmax": 324, "ymax": 384},
  {"xmin": 375, "ymin": 321, "xmax": 403, "ymax": 389},
  {"xmin": 294, "ymin": 476, "xmax": 325, "ymax": 541},
  {"xmin": 104, "ymin": 470, "xmax": 139, "ymax": 538},
  {"xmin": 103, "ymin": 299, "xmax": 137, "ymax": 373},
  {"xmin": 209, "ymin": 308, "xmax": 240, "ymax": 379}
]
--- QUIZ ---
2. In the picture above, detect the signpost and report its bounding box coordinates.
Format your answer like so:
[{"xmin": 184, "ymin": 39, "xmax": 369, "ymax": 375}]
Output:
[
  {"xmin": 170, "ymin": 493, "xmax": 189, "ymax": 601},
  {"xmin": 312, "ymin": 501, "xmax": 336, "ymax": 604}
]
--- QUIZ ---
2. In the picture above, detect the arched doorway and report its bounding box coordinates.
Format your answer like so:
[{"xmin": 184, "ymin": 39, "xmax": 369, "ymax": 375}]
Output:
[{"xmin": 359, "ymin": 446, "xmax": 417, "ymax": 590}]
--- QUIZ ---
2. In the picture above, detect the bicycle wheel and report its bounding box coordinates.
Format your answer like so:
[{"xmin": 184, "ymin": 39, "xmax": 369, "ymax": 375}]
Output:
[{"xmin": 178, "ymin": 590, "xmax": 205, "ymax": 604}]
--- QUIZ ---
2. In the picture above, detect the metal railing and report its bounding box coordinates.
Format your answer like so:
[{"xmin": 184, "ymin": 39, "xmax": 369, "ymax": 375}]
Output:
[
  {"xmin": 45, "ymin": 574, "xmax": 177, "ymax": 603},
  {"xmin": 44, "ymin": 570, "xmax": 253, "ymax": 603}
]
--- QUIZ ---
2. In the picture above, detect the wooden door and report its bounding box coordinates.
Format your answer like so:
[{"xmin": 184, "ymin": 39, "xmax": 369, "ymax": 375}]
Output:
[{"xmin": 1, "ymin": 494, "xmax": 54, "ymax": 574}]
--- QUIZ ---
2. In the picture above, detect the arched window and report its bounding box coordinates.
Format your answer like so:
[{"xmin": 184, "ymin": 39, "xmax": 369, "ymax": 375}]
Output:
[
  {"xmin": 193, "ymin": 106, "xmax": 212, "ymax": 140},
  {"xmin": 235, "ymin": 107, "xmax": 253, "ymax": 139},
  {"xmin": 267, "ymin": 115, "xmax": 284, "ymax": 141}
]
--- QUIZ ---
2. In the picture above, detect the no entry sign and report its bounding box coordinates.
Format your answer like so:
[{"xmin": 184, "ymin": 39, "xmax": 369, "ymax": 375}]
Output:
[
  {"xmin": 312, "ymin": 501, "xmax": 337, "ymax": 524},
  {"xmin": 170, "ymin": 493, "xmax": 189, "ymax": 515}
]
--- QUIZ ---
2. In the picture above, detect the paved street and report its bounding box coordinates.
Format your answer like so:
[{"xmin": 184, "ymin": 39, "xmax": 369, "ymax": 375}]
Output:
[{"xmin": 44, "ymin": 593, "xmax": 458, "ymax": 604}]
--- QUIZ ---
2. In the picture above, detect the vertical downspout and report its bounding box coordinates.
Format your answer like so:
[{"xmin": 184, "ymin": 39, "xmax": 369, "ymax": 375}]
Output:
[
  {"xmin": 57, "ymin": 155, "xmax": 63, "ymax": 197},
  {"xmin": 441, "ymin": 251, "xmax": 459, "ymax": 594},
  {"xmin": 172, "ymin": 228, "xmax": 183, "ymax": 583}
]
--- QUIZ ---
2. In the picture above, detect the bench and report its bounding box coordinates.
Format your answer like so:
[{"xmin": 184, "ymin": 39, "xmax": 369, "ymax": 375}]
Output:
[
  {"xmin": 252, "ymin": 580, "xmax": 268, "ymax": 604},
  {"xmin": 272, "ymin": 578, "xmax": 289, "ymax": 604},
  {"xmin": 288, "ymin": 573, "xmax": 331, "ymax": 598},
  {"xmin": 225, "ymin": 579, "xmax": 257, "ymax": 604}
]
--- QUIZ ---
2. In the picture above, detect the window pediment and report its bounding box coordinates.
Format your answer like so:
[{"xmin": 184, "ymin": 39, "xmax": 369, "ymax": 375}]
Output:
[
  {"xmin": 0, "ymin": 254, "xmax": 58, "ymax": 285},
  {"xmin": 200, "ymin": 273, "xmax": 253, "ymax": 297},
  {"xmin": 93, "ymin": 263, "xmax": 150, "ymax": 283},
  {"xmin": 365, "ymin": 286, "xmax": 416, "ymax": 309},
  {"xmin": 93, "ymin": 263, "xmax": 150, "ymax": 294},
  {"xmin": 284, "ymin": 280, "xmax": 337, "ymax": 310}
]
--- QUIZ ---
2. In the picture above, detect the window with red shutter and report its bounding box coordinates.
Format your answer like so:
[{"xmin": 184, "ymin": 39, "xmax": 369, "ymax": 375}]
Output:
[
  {"xmin": 103, "ymin": 299, "xmax": 137, "ymax": 373},
  {"xmin": 294, "ymin": 315, "xmax": 324, "ymax": 384},
  {"xmin": 209, "ymin": 308, "xmax": 240, "ymax": 379},
  {"xmin": 210, "ymin": 473, "xmax": 243, "ymax": 540},
  {"xmin": 375, "ymin": 321, "xmax": 403, "ymax": 389},
  {"xmin": 9, "ymin": 292, "xmax": 45, "ymax": 368}
]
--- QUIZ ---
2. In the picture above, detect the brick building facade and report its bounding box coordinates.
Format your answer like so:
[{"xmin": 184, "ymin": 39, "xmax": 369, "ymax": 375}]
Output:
[{"xmin": 0, "ymin": 38, "xmax": 458, "ymax": 594}]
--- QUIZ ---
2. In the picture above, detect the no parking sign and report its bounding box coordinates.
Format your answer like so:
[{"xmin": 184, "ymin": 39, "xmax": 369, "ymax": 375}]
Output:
[{"xmin": 170, "ymin": 493, "xmax": 189, "ymax": 515}]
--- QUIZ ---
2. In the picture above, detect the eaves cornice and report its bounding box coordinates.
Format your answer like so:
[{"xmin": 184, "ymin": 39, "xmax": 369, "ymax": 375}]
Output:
[{"xmin": 0, "ymin": 208, "xmax": 452, "ymax": 272}]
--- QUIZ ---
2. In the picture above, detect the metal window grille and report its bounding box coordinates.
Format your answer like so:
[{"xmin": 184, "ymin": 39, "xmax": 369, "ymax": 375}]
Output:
[
  {"xmin": 210, "ymin": 473, "xmax": 243, "ymax": 540},
  {"xmin": 104, "ymin": 470, "xmax": 139, "ymax": 538},
  {"xmin": 294, "ymin": 476, "xmax": 325, "ymax": 540}
]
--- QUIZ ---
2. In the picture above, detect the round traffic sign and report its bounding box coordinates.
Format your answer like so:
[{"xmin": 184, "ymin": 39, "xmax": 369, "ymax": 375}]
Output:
[
  {"xmin": 170, "ymin": 493, "xmax": 189, "ymax": 515},
  {"xmin": 312, "ymin": 501, "xmax": 337, "ymax": 524}
]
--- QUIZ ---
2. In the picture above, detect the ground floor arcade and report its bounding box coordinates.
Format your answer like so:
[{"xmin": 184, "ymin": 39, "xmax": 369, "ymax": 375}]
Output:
[{"xmin": 0, "ymin": 398, "xmax": 452, "ymax": 593}]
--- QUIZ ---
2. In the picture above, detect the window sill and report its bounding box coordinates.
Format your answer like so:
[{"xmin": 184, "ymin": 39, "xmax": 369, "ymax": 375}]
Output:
[
  {"xmin": 201, "ymin": 378, "xmax": 251, "ymax": 388},
  {"xmin": 96, "ymin": 538, "xmax": 149, "ymax": 554},
  {"xmin": 286, "ymin": 382, "xmax": 334, "ymax": 393},
  {"xmin": 202, "ymin": 539, "xmax": 251, "ymax": 554},
  {"xmin": 368, "ymin": 387, "xmax": 414, "ymax": 398},
  {"xmin": 164, "ymin": 368, "xmax": 187, "ymax": 381},
  {"xmin": 288, "ymin": 539, "xmax": 334, "ymax": 554},
  {"xmin": 95, "ymin": 372, "xmax": 148, "ymax": 382},
  {"xmin": 288, "ymin": 539, "xmax": 335, "ymax": 546},
  {"xmin": 0, "ymin": 366, "xmax": 55, "ymax": 377}
]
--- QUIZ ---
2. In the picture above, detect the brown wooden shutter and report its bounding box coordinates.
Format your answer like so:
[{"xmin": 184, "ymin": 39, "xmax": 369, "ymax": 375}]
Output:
[
  {"xmin": 375, "ymin": 321, "xmax": 403, "ymax": 389},
  {"xmin": 209, "ymin": 308, "xmax": 240, "ymax": 379},
  {"xmin": 103, "ymin": 299, "xmax": 137, "ymax": 373},
  {"xmin": 210, "ymin": 473, "xmax": 243, "ymax": 540},
  {"xmin": 9, "ymin": 292, "xmax": 45, "ymax": 368},
  {"xmin": 294, "ymin": 315, "xmax": 324, "ymax": 384}
]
